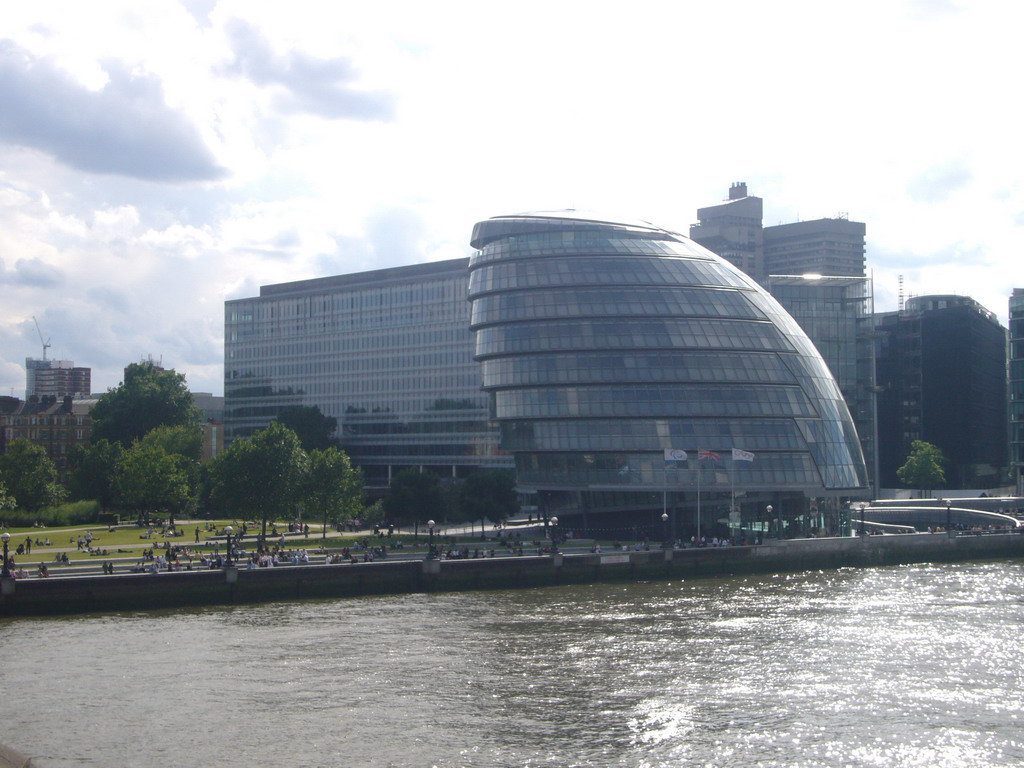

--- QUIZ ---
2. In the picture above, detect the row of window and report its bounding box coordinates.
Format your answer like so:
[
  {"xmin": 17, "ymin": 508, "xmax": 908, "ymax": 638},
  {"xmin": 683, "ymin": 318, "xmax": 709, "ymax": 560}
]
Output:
[
  {"xmin": 467, "ymin": 256, "xmax": 751, "ymax": 296},
  {"xmin": 2, "ymin": 428, "xmax": 86, "ymax": 441},
  {"xmin": 226, "ymin": 369, "xmax": 481, "ymax": 394},
  {"xmin": 343, "ymin": 443, "xmax": 503, "ymax": 459},
  {"xmin": 500, "ymin": 418, "xmax": 810, "ymax": 452},
  {"xmin": 469, "ymin": 285, "xmax": 764, "ymax": 326},
  {"xmin": 480, "ymin": 351, "xmax": 797, "ymax": 388},
  {"xmin": 494, "ymin": 385, "xmax": 818, "ymax": 420},
  {"xmin": 226, "ymin": 327, "xmax": 473, "ymax": 364},
  {"xmin": 2, "ymin": 416, "xmax": 87, "ymax": 426},
  {"xmin": 474, "ymin": 318, "xmax": 793, "ymax": 357},
  {"xmin": 470, "ymin": 234, "xmax": 701, "ymax": 265},
  {"xmin": 228, "ymin": 276, "xmax": 466, "ymax": 324},
  {"xmin": 514, "ymin": 452, "xmax": 827, "ymax": 488}
]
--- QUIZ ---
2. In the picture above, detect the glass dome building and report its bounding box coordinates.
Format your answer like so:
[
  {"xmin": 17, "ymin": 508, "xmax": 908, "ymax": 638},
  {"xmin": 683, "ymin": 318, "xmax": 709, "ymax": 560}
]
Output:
[{"xmin": 467, "ymin": 212, "xmax": 868, "ymax": 539}]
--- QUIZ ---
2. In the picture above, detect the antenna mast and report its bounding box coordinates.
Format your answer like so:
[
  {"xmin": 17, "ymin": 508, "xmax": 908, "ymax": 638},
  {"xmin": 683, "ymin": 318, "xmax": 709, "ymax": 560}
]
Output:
[{"xmin": 32, "ymin": 316, "xmax": 51, "ymax": 360}]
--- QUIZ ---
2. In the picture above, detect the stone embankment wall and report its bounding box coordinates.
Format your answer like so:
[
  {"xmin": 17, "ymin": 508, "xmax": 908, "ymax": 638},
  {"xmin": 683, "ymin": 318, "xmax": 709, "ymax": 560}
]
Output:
[{"xmin": 2, "ymin": 532, "xmax": 1022, "ymax": 618}]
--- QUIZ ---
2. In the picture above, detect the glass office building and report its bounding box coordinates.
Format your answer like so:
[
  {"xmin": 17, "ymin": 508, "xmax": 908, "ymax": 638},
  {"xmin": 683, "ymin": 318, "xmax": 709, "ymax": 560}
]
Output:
[
  {"xmin": 768, "ymin": 275, "xmax": 878, "ymax": 496},
  {"xmin": 224, "ymin": 259, "xmax": 509, "ymax": 488},
  {"xmin": 468, "ymin": 212, "xmax": 868, "ymax": 536}
]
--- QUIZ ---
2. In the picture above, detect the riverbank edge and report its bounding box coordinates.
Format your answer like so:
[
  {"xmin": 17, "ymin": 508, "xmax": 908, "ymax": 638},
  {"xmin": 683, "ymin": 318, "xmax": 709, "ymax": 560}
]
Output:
[{"xmin": 2, "ymin": 530, "xmax": 1022, "ymax": 620}]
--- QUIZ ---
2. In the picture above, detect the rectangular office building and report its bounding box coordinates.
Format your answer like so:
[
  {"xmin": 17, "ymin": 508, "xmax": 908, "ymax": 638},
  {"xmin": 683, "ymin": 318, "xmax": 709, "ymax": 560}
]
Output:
[
  {"xmin": 224, "ymin": 258, "xmax": 509, "ymax": 488},
  {"xmin": 1010, "ymin": 288, "xmax": 1024, "ymax": 495}
]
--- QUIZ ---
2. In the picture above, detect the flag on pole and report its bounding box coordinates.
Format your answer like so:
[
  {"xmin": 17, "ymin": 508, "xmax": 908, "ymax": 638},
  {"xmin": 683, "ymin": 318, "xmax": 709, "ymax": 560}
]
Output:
[
  {"xmin": 664, "ymin": 448, "xmax": 688, "ymax": 462},
  {"xmin": 698, "ymin": 449, "xmax": 720, "ymax": 461},
  {"xmin": 731, "ymin": 448, "xmax": 755, "ymax": 462}
]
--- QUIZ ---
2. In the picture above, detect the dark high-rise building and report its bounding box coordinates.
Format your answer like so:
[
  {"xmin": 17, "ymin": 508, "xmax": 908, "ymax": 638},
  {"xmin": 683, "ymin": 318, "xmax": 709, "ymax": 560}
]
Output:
[
  {"xmin": 875, "ymin": 295, "xmax": 1008, "ymax": 489},
  {"xmin": 468, "ymin": 211, "xmax": 867, "ymax": 538},
  {"xmin": 1010, "ymin": 288, "xmax": 1024, "ymax": 495}
]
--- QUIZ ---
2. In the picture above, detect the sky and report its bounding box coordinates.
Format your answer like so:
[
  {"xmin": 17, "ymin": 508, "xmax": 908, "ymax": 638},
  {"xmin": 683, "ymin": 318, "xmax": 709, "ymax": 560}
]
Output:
[{"xmin": 2, "ymin": 0, "xmax": 1022, "ymax": 398}]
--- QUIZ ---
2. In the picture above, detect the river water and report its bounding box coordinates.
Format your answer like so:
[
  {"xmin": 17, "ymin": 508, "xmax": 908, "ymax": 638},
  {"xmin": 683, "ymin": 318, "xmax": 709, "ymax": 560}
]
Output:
[{"xmin": 2, "ymin": 560, "xmax": 1022, "ymax": 768}]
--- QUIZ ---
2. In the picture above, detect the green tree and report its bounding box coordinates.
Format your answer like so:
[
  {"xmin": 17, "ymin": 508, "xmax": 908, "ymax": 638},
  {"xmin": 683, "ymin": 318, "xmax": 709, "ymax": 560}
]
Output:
[
  {"xmin": 68, "ymin": 439, "xmax": 125, "ymax": 507},
  {"xmin": 897, "ymin": 440, "xmax": 947, "ymax": 496},
  {"xmin": 0, "ymin": 438, "xmax": 67, "ymax": 512},
  {"xmin": 140, "ymin": 424, "xmax": 202, "ymax": 506},
  {"xmin": 383, "ymin": 469, "xmax": 444, "ymax": 528},
  {"xmin": 210, "ymin": 422, "xmax": 309, "ymax": 543},
  {"xmin": 274, "ymin": 405, "xmax": 338, "ymax": 451},
  {"xmin": 0, "ymin": 479, "xmax": 15, "ymax": 512},
  {"xmin": 306, "ymin": 447, "xmax": 364, "ymax": 541},
  {"xmin": 90, "ymin": 361, "xmax": 201, "ymax": 446},
  {"xmin": 117, "ymin": 442, "xmax": 193, "ymax": 526},
  {"xmin": 459, "ymin": 469, "xmax": 518, "ymax": 536},
  {"xmin": 140, "ymin": 424, "xmax": 202, "ymax": 462}
]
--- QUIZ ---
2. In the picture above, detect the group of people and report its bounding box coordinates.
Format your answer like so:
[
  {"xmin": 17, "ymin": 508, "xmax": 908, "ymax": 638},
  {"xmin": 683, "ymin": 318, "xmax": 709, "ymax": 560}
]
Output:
[{"xmin": 14, "ymin": 536, "xmax": 52, "ymax": 556}]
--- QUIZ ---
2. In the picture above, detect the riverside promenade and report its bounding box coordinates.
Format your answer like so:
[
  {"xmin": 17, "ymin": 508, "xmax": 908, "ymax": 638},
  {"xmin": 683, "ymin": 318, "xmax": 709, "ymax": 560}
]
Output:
[{"xmin": 2, "ymin": 529, "xmax": 1023, "ymax": 618}]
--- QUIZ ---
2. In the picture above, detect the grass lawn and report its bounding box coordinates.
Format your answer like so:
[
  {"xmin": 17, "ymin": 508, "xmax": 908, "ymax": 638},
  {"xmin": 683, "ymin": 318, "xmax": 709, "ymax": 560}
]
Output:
[{"xmin": 2, "ymin": 520, "xmax": 433, "ymax": 567}]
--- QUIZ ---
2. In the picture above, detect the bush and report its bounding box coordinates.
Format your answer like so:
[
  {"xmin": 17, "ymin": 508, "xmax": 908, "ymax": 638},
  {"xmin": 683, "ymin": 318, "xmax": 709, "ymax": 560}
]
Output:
[{"xmin": 1, "ymin": 500, "xmax": 103, "ymax": 528}]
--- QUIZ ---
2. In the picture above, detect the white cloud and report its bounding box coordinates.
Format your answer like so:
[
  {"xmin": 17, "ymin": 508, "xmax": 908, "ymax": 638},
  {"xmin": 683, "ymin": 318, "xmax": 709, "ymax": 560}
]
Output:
[{"xmin": 0, "ymin": 0, "xmax": 1021, "ymax": 399}]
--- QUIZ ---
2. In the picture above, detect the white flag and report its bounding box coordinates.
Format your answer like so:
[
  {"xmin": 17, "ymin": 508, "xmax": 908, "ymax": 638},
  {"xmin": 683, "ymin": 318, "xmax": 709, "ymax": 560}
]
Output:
[
  {"xmin": 732, "ymin": 448, "xmax": 755, "ymax": 462},
  {"xmin": 664, "ymin": 448, "xmax": 688, "ymax": 462}
]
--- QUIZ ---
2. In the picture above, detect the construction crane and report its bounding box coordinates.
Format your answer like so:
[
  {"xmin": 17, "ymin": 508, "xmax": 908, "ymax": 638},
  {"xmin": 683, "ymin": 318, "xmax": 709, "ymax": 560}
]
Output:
[{"xmin": 32, "ymin": 316, "xmax": 51, "ymax": 360}]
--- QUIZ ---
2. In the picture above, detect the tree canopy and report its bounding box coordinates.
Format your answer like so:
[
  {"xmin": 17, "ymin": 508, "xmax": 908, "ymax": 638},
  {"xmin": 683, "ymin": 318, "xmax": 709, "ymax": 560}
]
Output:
[
  {"xmin": 383, "ymin": 469, "xmax": 445, "ymax": 527},
  {"xmin": 0, "ymin": 479, "xmax": 15, "ymax": 513},
  {"xmin": 459, "ymin": 469, "xmax": 518, "ymax": 526},
  {"xmin": 209, "ymin": 422, "xmax": 309, "ymax": 541},
  {"xmin": 897, "ymin": 440, "xmax": 946, "ymax": 495},
  {"xmin": 0, "ymin": 437, "xmax": 67, "ymax": 512},
  {"xmin": 273, "ymin": 405, "xmax": 338, "ymax": 451},
  {"xmin": 90, "ymin": 361, "xmax": 201, "ymax": 446},
  {"xmin": 68, "ymin": 439, "xmax": 125, "ymax": 508},
  {"xmin": 117, "ymin": 442, "xmax": 193, "ymax": 525},
  {"xmin": 306, "ymin": 447, "xmax": 364, "ymax": 540},
  {"xmin": 139, "ymin": 424, "xmax": 202, "ymax": 463}
]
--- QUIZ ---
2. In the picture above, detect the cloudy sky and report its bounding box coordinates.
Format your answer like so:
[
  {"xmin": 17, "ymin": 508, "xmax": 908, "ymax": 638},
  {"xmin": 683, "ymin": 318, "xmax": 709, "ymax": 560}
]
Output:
[{"xmin": 2, "ymin": 0, "xmax": 1021, "ymax": 397}]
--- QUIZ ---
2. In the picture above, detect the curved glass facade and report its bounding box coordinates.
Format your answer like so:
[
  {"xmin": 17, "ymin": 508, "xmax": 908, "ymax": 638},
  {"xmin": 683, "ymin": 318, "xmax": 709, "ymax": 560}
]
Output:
[{"xmin": 468, "ymin": 212, "xmax": 867, "ymax": 526}]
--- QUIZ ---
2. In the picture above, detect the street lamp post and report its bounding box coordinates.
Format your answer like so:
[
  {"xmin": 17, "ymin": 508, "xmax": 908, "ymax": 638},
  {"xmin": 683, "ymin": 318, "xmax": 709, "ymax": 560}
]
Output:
[
  {"xmin": 766, "ymin": 505, "xmax": 773, "ymax": 539},
  {"xmin": 1, "ymin": 532, "xmax": 10, "ymax": 578},
  {"xmin": 549, "ymin": 516, "xmax": 559, "ymax": 554},
  {"xmin": 426, "ymin": 520, "xmax": 436, "ymax": 559},
  {"xmin": 946, "ymin": 499, "xmax": 952, "ymax": 536},
  {"xmin": 661, "ymin": 512, "xmax": 670, "ymax": 548},
  {"xmin": 224, "ymin": 526, "xmax": 233, "ymax": 567}
]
